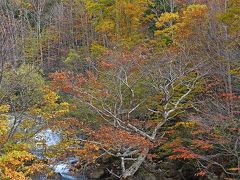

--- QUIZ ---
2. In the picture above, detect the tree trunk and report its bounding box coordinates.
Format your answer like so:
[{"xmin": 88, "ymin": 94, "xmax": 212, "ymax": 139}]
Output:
[{"xmin": 121, "ymin": 148, "xmax": 149, "ymax": 179}]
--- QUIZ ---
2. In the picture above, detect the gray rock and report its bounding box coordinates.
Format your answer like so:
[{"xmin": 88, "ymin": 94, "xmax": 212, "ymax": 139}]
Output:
[{"xmin": 88, "ymin": 168, "xmax": 105, "ymax": 179}]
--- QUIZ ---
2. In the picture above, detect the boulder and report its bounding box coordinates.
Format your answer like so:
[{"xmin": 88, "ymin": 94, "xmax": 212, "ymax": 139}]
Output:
[{"xmin": 88, "ymin": 167, "xmax": 105, "ymax": 179}]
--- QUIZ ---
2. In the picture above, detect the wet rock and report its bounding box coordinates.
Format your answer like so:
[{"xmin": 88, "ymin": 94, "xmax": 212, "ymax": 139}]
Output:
[
  {"xmin": 60, "ymin": 173, "xmax": 87, "ymax": 180},
  {"xmin": 68, "ymin": 157, "xmax": 79, "ymax": 164}
]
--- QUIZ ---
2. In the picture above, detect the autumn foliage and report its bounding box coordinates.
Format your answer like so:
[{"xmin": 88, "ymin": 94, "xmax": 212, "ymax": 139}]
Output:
[{"xmin": 0, "ymin": 0, "xmax": 240, "ymax": 179}]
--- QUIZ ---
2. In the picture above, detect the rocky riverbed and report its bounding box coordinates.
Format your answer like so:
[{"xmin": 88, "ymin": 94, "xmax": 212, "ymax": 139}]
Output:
[{"xmin": 32, "ymin": 129, "xmax": 88, "ymax": 180}]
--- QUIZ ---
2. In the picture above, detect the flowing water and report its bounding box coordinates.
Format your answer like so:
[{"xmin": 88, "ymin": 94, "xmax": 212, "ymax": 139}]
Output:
[{"xmin": 32, "ymin": 129, "xmax": 87, "ymax": 180}]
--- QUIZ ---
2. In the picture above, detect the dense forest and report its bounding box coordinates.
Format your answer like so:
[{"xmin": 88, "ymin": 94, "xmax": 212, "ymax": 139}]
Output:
[{"xmin": 0, "ymin": 0, "xmax": 239, "ymax": 179}]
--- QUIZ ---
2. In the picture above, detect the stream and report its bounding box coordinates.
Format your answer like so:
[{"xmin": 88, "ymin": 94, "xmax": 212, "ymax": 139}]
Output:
[{"xmin": 32, "ymin": 129, "xmax": 87, "ymax": 180}]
